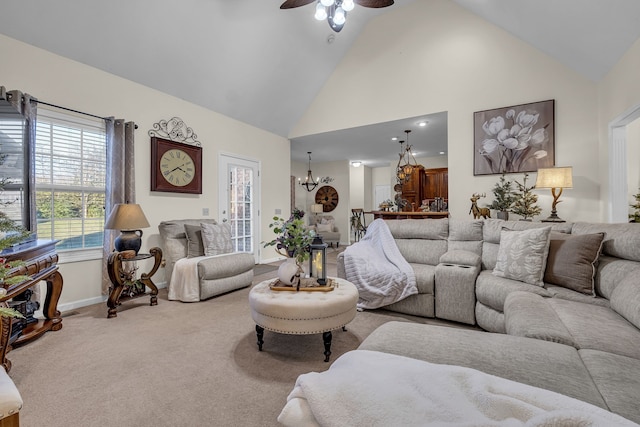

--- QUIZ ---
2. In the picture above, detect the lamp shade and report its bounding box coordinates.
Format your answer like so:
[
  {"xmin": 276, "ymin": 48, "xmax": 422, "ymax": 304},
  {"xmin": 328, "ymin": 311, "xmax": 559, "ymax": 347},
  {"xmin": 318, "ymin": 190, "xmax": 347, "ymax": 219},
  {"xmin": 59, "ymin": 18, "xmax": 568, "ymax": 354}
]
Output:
[
  {"xmin": 311, "ymin": 204, "xmax": 324, "ymax": 214},
  {"xmin": 535, "ymin": 167, "xmax": 573, "ymax": 189},
  {"xmin": 105, "ymin": 203, "xmax": 150, "ymax": 230}
]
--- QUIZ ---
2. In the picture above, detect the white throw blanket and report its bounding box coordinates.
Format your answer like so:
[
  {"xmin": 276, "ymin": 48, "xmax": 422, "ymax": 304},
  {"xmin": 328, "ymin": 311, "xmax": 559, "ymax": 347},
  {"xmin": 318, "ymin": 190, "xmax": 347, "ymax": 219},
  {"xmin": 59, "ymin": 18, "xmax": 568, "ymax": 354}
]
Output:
[
  {"xmin": 168, "ymin": 257, "xmax": 204, "ymax": 302},
  {"xmin": 278, "ymin": 350, "xmax": 639, "ymax": 427},
  {"xmin": 343, "ymin": 219, "xmax": 417, "ymax": 309}
]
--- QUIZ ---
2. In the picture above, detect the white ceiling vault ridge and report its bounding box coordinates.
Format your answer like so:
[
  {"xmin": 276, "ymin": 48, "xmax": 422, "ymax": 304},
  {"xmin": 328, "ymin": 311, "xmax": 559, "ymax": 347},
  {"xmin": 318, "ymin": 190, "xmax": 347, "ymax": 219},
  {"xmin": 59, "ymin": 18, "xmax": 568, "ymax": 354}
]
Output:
[{"xmin": 1, "ymin": 0, "xmax": 640, "ymax": 165}]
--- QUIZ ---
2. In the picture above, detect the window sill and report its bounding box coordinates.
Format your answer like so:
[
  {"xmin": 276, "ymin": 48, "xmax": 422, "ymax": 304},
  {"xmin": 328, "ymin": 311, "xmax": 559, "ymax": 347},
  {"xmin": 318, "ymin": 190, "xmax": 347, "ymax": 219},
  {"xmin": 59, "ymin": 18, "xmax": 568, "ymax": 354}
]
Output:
[{"xmin": 57, "ymin": 247, "xmax": 103, "ymax": 264}]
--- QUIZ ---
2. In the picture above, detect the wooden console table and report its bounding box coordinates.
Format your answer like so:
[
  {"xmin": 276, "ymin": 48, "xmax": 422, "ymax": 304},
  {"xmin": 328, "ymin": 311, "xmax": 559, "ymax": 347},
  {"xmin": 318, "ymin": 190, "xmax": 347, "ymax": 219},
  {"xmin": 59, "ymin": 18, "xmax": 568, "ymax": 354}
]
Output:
[
  {"xmin": 106, "ymin": 247, "xmax": 162, "ymax": 318},
  {"xmin": 369, "ymin": 211, "xmax": 449, "ymax": 220},
  {"xmin": 0, "ymin": 240, "xmax": 63, "ymax": 372}
]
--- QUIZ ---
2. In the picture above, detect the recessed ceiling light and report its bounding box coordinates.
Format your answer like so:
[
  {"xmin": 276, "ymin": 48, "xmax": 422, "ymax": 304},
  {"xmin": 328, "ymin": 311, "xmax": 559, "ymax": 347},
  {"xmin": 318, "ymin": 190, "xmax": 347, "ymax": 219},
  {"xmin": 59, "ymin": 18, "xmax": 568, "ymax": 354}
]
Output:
[
  {"xmin": 439, "ymin": 151, "xmax": 446, "ymax": 155},
  {"xmin": 418, "ymin": 121, "xmax": 428, "ymax": 127},
  {"xmin": 351, "ymin": 161, "xmax": 362, "ymax": 167},
  {"xmin": 391, "ymin": 137, "xmax": 398, "ymax": 141}
]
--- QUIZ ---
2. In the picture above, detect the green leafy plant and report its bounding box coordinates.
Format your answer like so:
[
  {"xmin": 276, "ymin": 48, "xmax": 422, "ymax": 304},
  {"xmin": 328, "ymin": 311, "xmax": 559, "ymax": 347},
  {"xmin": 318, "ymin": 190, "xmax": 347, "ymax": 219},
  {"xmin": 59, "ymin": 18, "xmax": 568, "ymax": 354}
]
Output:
[
  {"xmin": 487, "ymin": 173, "xmax": 515, "ymax": 212},
  {"xmin": 630, "ymin": 190, "xmax": 640, "ymax": 223},
  {"xmin": 510, "ymin": 173, "xmax": 542, "ymax": 220},
  {"xmin": 263, "ymin": 214, "xmax": 315, "ymax": 265}
]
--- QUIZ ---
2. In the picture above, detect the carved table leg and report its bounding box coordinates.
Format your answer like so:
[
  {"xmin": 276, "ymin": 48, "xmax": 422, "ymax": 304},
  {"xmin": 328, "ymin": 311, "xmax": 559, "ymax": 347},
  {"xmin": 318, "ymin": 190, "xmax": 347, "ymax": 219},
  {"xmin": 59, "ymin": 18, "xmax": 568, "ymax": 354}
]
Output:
[
  {"xmin": 323, "ymin": 331, "xmax": 332, "ymax": 362},
  {"xmin": 141, "ymin": 247, "xmax": 162, "ymax": 307},
  {"xmin": 44, "ymin": 271, "xmax": 64, "ymax": 330},
  {"xmin": 255, "ymin": 325, "xmax": 264, "ymax": 351}
]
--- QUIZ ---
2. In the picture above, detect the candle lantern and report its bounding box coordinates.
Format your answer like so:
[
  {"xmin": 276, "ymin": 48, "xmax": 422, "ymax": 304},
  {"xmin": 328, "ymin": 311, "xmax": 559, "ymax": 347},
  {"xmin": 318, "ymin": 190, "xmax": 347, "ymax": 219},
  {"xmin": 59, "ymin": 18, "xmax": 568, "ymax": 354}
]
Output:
[{"xmin": 309, "ymin": 236, "xmax": 328, "ymax": 285}]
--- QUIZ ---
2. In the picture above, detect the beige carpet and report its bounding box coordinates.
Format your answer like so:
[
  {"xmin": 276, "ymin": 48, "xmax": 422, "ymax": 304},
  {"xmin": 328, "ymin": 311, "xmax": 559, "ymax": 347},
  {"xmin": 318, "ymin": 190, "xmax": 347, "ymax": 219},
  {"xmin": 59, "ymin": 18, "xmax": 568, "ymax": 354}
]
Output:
[{"xmin": 8, "ymin": 249, "xmax": 465, "ymax": 426}]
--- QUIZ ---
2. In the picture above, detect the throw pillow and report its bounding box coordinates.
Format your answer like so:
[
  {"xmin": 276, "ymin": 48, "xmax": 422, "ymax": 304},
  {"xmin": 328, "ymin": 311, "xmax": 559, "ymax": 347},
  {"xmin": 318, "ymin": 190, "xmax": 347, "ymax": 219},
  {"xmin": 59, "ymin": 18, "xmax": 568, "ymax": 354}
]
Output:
[
  {"xmin": 543, "ymin": 231, "xmax": 605, "ymax": 295},
  {"xmin": 184, "ymin": 224, "xmax": 205, "ymax": 258},
  {"xmin": 492, "ymin": 226, "xmax": 552, "ymax": 287},
  {"xmin": 200, "ymin": 222, "xmax": 233, "ymax": 256},
  {"xmin": 317, "ymin": 223, "xmax": 332, "ymax": 233}
]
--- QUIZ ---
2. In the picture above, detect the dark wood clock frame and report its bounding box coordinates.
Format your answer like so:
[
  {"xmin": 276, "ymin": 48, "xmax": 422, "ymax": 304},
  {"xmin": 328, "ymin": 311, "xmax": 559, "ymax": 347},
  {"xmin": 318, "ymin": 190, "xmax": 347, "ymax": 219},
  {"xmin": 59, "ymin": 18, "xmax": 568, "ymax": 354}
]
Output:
[
  {"xmin": 315, "ymin": 185, "xmax": 339, "ymax": 212},
  {"xmin": 151, "ymin": 137, "xmax": 203, "ymax": 194}
]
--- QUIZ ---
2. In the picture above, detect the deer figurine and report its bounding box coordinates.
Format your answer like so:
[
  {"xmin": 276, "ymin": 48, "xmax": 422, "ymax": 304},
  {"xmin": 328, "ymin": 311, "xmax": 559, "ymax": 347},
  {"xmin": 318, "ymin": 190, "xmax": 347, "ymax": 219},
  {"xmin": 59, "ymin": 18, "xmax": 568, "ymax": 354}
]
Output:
[{"xmin": 469, "ymin": 193, "xmax": 491, "ymax": 219}]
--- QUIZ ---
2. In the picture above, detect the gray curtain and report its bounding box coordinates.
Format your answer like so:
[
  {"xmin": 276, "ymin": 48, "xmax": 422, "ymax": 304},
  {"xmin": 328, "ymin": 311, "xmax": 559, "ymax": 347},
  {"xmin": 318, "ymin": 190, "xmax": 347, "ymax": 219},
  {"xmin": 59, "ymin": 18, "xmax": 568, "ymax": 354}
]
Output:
[
  {"xmin": 102, "ymin": 119, "xmax": 136, "ymax": 294},
  {"xmin": 2, "ymin": 86, "xmax": 38, "ymax": 232}
]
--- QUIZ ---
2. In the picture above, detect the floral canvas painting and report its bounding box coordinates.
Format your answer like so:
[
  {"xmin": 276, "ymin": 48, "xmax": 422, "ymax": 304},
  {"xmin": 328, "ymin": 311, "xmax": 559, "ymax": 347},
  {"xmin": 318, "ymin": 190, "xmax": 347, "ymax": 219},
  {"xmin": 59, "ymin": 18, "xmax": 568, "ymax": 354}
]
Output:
[{"xmin": 474, "ymin": 100, "xmax": 555, "ymax": 175}]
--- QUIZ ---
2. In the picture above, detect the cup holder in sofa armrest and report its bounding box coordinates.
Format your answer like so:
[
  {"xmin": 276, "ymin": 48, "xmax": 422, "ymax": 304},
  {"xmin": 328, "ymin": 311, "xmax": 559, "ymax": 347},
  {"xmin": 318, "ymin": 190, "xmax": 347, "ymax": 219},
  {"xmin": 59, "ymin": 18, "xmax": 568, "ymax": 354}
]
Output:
[{"xmin": 438, "ymin": 250, "xmax": 481, "ymax": 268}]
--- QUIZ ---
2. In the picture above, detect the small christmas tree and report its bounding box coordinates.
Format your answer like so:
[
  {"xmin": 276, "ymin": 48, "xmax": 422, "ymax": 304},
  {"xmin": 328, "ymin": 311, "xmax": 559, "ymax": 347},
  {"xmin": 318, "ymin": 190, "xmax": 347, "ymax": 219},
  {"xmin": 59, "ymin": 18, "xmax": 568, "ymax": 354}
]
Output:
[
  {"xmin": 630, "ymin": 190, "xmax": 640, "ymax": 223},
  {"xmin": 488, "ymin": 173, "xmax": 515, "ymax": 215},
  {"xmin": 511, "ymin": 173, "xmax": 542, "ymax": 220}
]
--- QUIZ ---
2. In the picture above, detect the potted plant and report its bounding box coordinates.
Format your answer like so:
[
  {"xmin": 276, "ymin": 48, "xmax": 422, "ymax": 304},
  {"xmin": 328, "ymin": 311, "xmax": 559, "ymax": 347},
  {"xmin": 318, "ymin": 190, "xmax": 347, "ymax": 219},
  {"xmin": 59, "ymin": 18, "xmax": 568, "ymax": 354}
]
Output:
[
  {"xmin": 0, "ymin": 154, "xmax": 33, "ymax": 319},
  {"xmin": 263, "ymin": 211, "xmax": 315, "ymax": 286},
  {"xmin": 488, "ymin": 173, "xmax": 515, "ymax": 220},
  {"xmin": 630, "ymin": 190, "xmax": 640, "ymax": 223},
  {"xmin": 510, "ymin": 173, "xmax": 542, "ymax": 221}
]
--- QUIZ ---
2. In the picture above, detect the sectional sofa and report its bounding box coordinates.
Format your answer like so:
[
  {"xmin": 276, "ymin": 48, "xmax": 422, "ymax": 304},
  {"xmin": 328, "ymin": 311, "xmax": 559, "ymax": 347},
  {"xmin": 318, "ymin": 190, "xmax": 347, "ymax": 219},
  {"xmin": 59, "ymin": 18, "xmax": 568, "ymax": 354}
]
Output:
[{"xmin": 336, "ymin": 218, "xmax": 640, "ymax": 423}]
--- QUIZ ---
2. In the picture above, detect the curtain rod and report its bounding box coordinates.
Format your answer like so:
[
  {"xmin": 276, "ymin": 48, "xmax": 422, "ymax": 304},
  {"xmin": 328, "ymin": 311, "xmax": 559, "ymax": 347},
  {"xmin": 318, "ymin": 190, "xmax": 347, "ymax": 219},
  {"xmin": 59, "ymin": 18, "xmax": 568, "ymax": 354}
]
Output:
[
  {"xmin": 29, "ymin": 98, "xmax": 109, "ymax": 121},
  {"xmin": 29, "ymin": 98, "xmax": 138, "ymax": 129}
]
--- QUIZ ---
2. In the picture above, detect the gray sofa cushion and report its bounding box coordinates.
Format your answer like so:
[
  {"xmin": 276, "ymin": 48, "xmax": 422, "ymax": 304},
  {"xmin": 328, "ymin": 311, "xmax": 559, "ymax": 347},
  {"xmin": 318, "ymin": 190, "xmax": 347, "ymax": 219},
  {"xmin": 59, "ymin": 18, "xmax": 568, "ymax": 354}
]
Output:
[
  {"xmin": 545, "ymin": 285, "xmax": 610, "ymax": 307},
  {"xmin": 493, "ymin": 226, "xmax": 552, "ymax": 287},
  {"xmin": 572, "ymin": 221, "xmax": 640, "ymax": 262},
  {"xmin": 543, "ymin": 231, "xmax": 604, "ymax": 295},
  {"xmin": 409, "ymin": 263, "xmax": 435, "ymax": 294},
  {"xmin": 359, "ymin": 322, "xmax": 607, "ymax": 410},
  {"xmin": 200, "ymin": 222, "xmax": 233, "ymax": 256},
  {"xmin": 385, "ymin": 218, "xmax": 448, "ymax": 240},
  {"xmin": 184, "ymin": 224, "xmax": 206, "ymax": 257},
  {"xmin": 158, "ymin": 219, "xmax": 218, "ymax": 281},
  {"xmin": 595, "ymin": 255, "xmax": 640, "ymax": 299},
  {"xmin": 579, "ymin": 349, "xmax": 640, "ymax": 424},
  {"xmin": 548, "ymin": 297, "xmax": 640, "ymax": 360},
  {"xmin": 476, "ymin": 270, "xmax": 551, "ymax": 312},
  {"xmin": 610, "ymin": 270, "xmax": 640, "ymax": 329},
  {"xmin": 504, "ymin": 291, "xmax": 575, "ymax": 346}
]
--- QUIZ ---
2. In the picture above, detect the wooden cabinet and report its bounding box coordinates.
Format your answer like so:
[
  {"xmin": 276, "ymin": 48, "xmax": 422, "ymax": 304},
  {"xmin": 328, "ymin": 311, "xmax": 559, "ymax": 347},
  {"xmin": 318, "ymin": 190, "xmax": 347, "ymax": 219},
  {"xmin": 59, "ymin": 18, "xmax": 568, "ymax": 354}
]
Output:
[
  {"xmin": 399, "ymin": 167, "xmax": 448, "ymax": 211},
  {"xmin": 422, "ymin": 167, "xmax": 448, "ymax": 201},
  {"xmin": 400, "ymin": 165, "xmax": 424, "ymax": 211}
]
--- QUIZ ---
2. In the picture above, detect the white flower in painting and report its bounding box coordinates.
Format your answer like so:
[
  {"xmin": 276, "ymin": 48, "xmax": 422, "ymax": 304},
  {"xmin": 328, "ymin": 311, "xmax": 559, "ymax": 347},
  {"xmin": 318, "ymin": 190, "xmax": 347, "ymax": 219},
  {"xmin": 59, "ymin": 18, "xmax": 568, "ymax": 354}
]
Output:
[
  {"xmin": 533, "ymin": 150, "xmax": 547, "ymax": 159},
  {"xmin": 482, "ymin": 116, "xmax": 505, "ymax": 136},
  {"xmin": 530, "ymin": 128, "xmax": 547, "ymax": 146},
  {"xmin": 505, "ymin": 109, "xmax": 516, "ymax": 119},
  {"xmin": 516, "ymin": 110, "xmax": 539, "ymax": 128},
  {"xmin": 481, "ymin": 138, "xmax": 500, "ymax": 154}
]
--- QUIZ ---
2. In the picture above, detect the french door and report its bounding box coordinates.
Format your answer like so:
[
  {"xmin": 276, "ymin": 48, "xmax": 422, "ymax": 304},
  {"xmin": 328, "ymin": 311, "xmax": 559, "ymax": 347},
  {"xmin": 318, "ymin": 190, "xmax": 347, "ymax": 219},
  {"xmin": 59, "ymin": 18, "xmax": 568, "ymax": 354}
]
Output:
[{"xmin": 218, "ymin": 153, "xmax": 260, "ymax": 262}]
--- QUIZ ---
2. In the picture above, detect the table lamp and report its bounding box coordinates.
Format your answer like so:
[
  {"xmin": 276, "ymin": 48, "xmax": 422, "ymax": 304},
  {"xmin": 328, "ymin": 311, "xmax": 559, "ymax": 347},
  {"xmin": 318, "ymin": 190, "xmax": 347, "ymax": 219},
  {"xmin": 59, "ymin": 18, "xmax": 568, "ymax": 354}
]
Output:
[
  {"xmin": 104, "ymin": 203, "xmax": 150, "ymax": 254},
  {"xmin": 311, "ymin": 204, "xmax": 324, "ymax": 215},
  {"xmin": 535, "ymin": 166, "xmax": 573, "ymax": 223}
]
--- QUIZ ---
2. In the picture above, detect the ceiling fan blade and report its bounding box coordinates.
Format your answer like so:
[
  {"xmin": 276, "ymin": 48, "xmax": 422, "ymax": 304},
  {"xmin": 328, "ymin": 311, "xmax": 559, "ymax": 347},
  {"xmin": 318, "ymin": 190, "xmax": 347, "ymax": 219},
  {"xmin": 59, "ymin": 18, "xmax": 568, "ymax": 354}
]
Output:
[
  {"xmin": 354, "ymin": 0, "xmax": 394, "ymax": 8},
  {"xmin": 280, "ymin": 0, "xmax": 316, "ymax": 9}
]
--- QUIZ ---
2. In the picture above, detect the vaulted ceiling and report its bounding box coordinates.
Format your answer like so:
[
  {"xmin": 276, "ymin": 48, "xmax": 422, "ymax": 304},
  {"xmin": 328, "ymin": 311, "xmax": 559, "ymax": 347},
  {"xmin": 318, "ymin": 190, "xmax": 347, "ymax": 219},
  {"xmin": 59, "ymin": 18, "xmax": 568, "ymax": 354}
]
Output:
[{"xmin": 2, "ymin": 0, "xmax": 640, "ymax": 165}]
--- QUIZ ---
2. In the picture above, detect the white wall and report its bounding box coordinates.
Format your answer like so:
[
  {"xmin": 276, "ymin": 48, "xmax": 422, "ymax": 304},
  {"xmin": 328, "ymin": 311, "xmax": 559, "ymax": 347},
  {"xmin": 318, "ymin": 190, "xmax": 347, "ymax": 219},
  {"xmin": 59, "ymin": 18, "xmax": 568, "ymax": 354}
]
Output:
[
  {"xmin": 291, "ymin": 0, "xmax": 600, "ymax": 222},
  {"xmin": 598, "ymin": 36, "xmax": 640, "ymax": 221},
  {"xmin": 0, "ymin": 34, "xmax": 290, "ymax": 310},
  {"xmin": 628, "ymin": 119, "xmax": 640, "ymax": 213}
]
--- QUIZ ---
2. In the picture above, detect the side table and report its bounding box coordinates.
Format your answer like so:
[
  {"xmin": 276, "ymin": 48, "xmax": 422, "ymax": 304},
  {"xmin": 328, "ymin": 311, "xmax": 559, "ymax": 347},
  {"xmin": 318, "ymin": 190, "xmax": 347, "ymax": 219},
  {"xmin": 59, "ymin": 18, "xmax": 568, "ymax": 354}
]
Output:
[{"xmin": 106, "ymin": 247, "xmax": 162, "ymax": 318}]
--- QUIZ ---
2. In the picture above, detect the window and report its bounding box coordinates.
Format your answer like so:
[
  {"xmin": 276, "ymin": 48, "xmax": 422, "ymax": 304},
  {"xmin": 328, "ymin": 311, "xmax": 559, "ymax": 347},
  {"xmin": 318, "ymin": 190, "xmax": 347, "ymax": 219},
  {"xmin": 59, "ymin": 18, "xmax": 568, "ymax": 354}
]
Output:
[{"xmin": 35, "ymin": 108, "xmax": 106, "ymax": 251}]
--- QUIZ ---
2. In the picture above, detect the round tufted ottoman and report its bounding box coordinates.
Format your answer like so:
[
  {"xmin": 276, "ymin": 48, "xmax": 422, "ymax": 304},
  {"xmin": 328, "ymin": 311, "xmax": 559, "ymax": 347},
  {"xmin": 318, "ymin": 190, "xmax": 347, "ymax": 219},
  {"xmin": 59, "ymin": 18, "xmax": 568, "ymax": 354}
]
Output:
[{"xmin": 249, "ymin": 277, "xmax": 358, "ymax": 362}]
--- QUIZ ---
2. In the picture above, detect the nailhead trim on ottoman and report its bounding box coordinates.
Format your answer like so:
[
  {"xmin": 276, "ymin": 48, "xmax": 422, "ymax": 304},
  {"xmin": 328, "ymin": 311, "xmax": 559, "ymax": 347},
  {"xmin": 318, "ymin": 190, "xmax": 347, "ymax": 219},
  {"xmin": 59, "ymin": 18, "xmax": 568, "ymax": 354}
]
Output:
[{"xmin": 249, "ymin": 278, "xmax": 359, "ymax": 335}]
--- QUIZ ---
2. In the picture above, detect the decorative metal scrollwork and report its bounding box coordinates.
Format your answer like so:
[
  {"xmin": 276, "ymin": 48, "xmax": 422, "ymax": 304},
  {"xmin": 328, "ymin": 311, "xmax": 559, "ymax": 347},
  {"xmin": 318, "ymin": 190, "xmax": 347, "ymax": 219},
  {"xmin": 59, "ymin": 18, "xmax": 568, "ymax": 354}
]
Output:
[{"xmin": 148, "ymin": 117, "xmax": 201, "ymax": 146}]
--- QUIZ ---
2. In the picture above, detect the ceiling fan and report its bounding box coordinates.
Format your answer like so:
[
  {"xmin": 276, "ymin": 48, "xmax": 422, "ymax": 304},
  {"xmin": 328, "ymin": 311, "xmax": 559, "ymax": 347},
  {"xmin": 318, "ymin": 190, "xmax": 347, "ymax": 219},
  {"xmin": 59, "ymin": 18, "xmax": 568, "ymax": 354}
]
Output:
[{"xmin": 280, "ymin": 0, "xmax": 395, "ymax": 32}]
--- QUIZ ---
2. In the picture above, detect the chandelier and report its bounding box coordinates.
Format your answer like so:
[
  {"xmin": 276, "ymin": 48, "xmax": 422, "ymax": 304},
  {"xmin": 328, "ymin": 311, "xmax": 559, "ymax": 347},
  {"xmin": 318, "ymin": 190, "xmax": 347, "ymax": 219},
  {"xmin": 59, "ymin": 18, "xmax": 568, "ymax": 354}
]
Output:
[
  {"xmin": 314, "ymin": 0, "xmax": 355, "ymax": 32},
  {"xmin": 395, "ymin": 130, "xmax": 418, "ymax": 184},
  {"xmin": 300, "ymin": 152, "xmax": 319, "ymax": 192}
]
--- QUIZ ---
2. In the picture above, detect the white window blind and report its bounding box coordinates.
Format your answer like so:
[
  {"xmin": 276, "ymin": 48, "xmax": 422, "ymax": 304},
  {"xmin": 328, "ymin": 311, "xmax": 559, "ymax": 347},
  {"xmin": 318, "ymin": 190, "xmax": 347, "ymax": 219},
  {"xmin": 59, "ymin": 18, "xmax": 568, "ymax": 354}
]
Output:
[{"xmin": 35, "ymin": 108, "xmax": 106, "ymax": 251}]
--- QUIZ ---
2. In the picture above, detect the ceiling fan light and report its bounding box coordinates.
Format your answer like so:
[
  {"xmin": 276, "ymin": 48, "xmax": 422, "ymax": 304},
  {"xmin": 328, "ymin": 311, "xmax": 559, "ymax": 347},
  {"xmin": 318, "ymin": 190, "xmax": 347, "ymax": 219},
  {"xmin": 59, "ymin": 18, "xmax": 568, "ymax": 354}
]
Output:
[
  {"xmin": 315, "ymin": 3, "xmax": 328, "ymax": 20},
  {"xmin": 333, "ymin": 7, "xmax": 346, "ymax": 25},
  {"xmin": 320, "ymin": 0, "xmax": 335, "ymax": 6},
  {"xmin": 342, "ymin": 0, "xmax": 355, "ymax": 11}
]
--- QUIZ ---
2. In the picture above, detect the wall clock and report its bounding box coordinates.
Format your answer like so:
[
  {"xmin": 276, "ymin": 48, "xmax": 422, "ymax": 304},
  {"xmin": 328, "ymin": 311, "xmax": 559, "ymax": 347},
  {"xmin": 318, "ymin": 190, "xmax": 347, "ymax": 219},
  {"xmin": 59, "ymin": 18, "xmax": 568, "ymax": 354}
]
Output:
[
  {"xmin": 315, "ymin": 186, "xmax": 339, "ymax": 212},
  {"xmin": 151, "ymin": 137, "xmax": 202, "ymax": 194}
]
